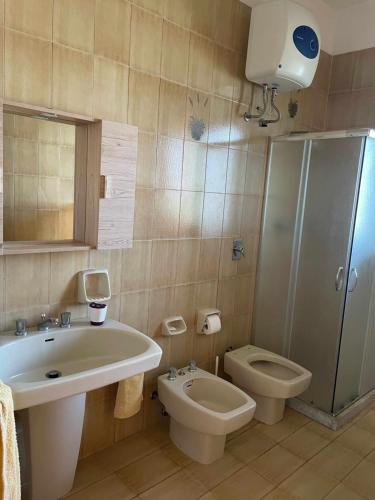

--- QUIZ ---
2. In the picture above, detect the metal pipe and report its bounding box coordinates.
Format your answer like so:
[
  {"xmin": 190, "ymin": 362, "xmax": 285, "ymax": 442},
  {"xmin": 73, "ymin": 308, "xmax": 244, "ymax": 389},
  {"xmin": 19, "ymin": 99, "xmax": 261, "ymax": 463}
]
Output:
[{"xmin": 243, "ymin": 84, "xmax": 268, "ymax": 122}]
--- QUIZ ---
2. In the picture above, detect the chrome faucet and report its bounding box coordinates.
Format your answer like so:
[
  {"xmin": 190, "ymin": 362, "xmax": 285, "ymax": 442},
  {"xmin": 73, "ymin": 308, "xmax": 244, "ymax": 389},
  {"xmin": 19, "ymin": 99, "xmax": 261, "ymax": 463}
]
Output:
[
  {"xmin": 167, "ymin": 367, "xmax": 178, "ymax": 381},
  {"xmin": 60, "ymin": 311, "xmax": 72, "ymax": 329},
  {"xmin": 15, "ymin": 318, "xmax": 28, "ymax": 336},
  {"xmin": 188, "ymin": 360, "xmax": 197, "ymax": 372},
  {"xmin": 37, "ymin": 312, "xmax": 72, "ymax": 331}
]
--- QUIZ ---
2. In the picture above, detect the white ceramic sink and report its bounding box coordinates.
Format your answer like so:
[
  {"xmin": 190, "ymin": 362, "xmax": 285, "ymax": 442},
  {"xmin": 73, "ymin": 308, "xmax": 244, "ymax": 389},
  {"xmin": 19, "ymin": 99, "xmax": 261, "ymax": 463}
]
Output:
[
  {"xmin": 0, "ymin": 319, "xmax": 162, "ymax": 500},
  {"xmin": 0, "ymin": 319, "xmax": 162, "ymax": 411}
]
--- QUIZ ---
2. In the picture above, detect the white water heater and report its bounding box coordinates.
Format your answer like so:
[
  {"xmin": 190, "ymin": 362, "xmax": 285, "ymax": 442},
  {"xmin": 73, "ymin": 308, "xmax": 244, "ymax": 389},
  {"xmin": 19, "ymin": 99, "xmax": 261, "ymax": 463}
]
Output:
[{"xmin": 246, "ymin": 0, "xmax": 320, "ymax": 92}]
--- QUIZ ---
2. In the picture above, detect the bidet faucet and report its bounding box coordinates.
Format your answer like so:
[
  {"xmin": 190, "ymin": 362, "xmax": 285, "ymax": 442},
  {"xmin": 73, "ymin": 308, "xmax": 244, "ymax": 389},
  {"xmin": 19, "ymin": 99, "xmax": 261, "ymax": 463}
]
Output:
[
  {"xmin": 188, "ymin": 360, "xmax": 197, "ymax": 372},
  {"xmin": 168, "ymin": 367, "xmax": 177, "ymax": 381}
]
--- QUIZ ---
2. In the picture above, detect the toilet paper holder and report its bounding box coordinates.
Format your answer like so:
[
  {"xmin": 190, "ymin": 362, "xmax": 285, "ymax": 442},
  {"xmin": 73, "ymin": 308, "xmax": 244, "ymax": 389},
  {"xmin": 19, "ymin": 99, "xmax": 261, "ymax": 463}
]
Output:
[{"xmin": 196, "ymin": 308, "xmax": 221, "ymax": 334}]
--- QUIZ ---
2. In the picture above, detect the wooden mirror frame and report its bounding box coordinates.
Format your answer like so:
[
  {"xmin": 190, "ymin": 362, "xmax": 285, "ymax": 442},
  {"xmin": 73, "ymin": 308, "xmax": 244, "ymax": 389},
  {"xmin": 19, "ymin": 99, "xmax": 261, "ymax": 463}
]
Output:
[{"xmin": 1, "ymin": 100, "xmax": 137, "ymax": 255}]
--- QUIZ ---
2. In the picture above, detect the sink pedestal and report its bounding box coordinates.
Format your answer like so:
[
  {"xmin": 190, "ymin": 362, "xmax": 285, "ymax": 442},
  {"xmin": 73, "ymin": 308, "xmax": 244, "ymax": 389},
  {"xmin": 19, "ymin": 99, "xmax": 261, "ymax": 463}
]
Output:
[{"xmin": 26, "ymin": 394, "xmax": 86, "ymax": 500}]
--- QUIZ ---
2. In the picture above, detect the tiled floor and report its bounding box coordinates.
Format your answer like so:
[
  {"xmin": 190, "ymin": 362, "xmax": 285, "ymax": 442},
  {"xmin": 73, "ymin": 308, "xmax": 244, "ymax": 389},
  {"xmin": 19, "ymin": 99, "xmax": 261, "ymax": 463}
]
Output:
[{"xmin": 63, "ymin": 404, "xmax": 375, "ymax": 500}]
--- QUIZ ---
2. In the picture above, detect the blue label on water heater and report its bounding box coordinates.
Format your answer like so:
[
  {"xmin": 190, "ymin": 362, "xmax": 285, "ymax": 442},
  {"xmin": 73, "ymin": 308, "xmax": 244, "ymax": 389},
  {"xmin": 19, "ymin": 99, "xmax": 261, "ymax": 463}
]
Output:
[{"xmin": 293, "ymin": 25, "xmax": 319, "ymax": 59}]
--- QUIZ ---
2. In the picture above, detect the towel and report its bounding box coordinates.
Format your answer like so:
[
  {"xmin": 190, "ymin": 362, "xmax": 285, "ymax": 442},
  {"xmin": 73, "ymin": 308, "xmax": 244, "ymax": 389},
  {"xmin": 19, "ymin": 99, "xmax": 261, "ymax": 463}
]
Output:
[
  {"xmin": 0, "ymin": 381, "xmax": 21, "ymax": 500},
  {"xmin": 114, "ymin": 374, "xmax": 144, "ymax": 419}
]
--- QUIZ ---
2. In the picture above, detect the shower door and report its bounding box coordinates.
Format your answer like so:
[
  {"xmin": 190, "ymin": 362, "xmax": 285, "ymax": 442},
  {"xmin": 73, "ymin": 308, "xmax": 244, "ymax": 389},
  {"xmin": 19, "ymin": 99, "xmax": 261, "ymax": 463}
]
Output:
[
  {"xmin": 252, "ymin": 140, "xmax": 306, "ymax": 355},
  {"xmin": 289, "ymin": 137, "xmax": 364, "ymax": 412},
  {"xmin": 333, "ymin": 137, "xmax": 375, "ymax": 412},
  {"xmin": 253, "ymin": 134, "xmax": 366, "ymax": 414}
]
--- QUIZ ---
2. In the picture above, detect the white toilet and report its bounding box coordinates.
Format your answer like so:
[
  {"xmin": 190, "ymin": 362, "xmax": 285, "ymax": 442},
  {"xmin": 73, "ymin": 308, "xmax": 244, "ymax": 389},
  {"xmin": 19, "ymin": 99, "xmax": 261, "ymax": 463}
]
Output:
[
  {"xmin": 224, "ymin": 345, "xmax": 312, "ymax": 425},
  {"xmin": 158, "ymin": 363, "xmax": 256, "ymax": 464}
]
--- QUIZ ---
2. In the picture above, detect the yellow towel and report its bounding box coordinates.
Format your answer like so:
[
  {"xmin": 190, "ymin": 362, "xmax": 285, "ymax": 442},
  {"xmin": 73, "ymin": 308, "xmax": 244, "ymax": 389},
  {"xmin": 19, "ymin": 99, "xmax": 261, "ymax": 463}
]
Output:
[
  {"xmin": 114, "ymin": 374, "xmax": 144, "ymax": 419},
  {"xmin": 0, "ymin": 381, "xmax": 21, "ymax": 500}
]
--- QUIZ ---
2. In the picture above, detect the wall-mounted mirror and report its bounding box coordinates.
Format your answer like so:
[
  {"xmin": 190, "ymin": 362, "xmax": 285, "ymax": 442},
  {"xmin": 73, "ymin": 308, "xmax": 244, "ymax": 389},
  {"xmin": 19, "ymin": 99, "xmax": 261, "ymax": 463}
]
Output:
[{"xmin": 3, "ymin": 112, "xmax": 76, "ymax": 242}]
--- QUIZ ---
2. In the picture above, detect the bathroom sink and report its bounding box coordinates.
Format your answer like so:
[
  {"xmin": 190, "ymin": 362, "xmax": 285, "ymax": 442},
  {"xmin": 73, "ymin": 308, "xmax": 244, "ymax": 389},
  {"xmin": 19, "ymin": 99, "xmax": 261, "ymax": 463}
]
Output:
[{"xmin": 0, "ymin": 319, "xmax": 162, "ymax": 410}]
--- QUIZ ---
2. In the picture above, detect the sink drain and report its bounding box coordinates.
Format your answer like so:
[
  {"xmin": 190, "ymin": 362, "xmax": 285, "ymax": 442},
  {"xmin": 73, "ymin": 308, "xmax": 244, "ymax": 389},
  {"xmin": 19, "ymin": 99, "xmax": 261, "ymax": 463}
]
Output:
[{"xmin": 45, "ymin": 370, "xmax": 62, "ymax": 379}]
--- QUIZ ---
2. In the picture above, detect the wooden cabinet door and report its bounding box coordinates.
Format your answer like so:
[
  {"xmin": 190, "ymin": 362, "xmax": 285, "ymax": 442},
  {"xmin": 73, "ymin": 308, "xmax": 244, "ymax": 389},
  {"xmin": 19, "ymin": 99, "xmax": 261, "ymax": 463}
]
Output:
[{"xmin": 97, "ymin": 121, "xmax": 137, "ymax": 249}]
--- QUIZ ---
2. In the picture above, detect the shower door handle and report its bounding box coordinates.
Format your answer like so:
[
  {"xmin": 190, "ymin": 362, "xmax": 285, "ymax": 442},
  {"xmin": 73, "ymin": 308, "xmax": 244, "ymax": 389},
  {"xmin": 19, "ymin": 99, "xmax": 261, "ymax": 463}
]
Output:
[
  {"xmin": 348, "ymin": 267, "xmax": 358, "ymax": 293},
  {"xmin": 335, "ymin": 266, "xmax": 344, "ymax": 291}
]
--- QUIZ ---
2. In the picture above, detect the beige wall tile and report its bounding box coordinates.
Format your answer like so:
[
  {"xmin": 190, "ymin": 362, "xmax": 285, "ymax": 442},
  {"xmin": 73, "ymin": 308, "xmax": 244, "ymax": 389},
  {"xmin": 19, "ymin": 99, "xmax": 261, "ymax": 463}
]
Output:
[
  {"xmin": 156, "ymin": 136, "xmax": 183, "ymax": 190},
  {"xmin": 128, "ymin": 70, "xmax": 160, "ymax": 133},
  {"xmin": 120, "ymin": 290, "xmax": 149, "ymax": 333},
  {"xmin": 182, "ymin": 141, "xmax": 207, "ymax": 191},
  {"xmin": 330, "ymin": 52, "xmax": 356, "ymax": 93},
  {"xmin": 179, "ymin": 191, "xmax": 204, "ymax": 238},
  {"xmin": 5, "ymin": 254, "xmax": 50, "ymax": 310},
  {"xmin": 233, "ymin": 53, "xmax": 253, "ymax": 105},
  {"xmin": 312, "ymin": 50, "xmax": 332, "ymax": 94},
  {"xmin": 233, "ymin": 1, "xmax": 251, "ymax": 54},
  {"xmin": 230, "ymin": 102, "xmax": 250, "ymax": 151},
  {"xmin": 152, "ymin": 189, "xmax": 180, "ymax": 239},
  {"xmin": 121, "ymin": 240, "xmax": 152, "ymax": 292},
  {"xmin": 80, "ymin": 397, "xmax": 114, "ymax": 457},
  {"xmin": 161, "ymin": 21, "xmax": 190, "ymax": 85},
  {"xmin": 165, "ymin": 0, "xmax": 192, "ymax": 29},
  {"xmin": 219, "ymin": 238, "xmax": 237, "ymax": 279},
  {"xmin": 136, "ymin": 132, "xmax": 157, "ymax": 189},
  {"xmin": 213, "ymin": 46, "xmax": 235, "ymax": 100},
  {"xmin": 198, "ymin": 239, "xmax": 221, "ymax": 281},
  {"xmin": 245, "ymin": 151, "xmax": 266, "ymax": 196},
  {"xmin": 176, "ymin": 239, "xmax": 200, "ymax": 284},
  {"xmin": 208, "ymin": 96, "xmax": 232, "ymax": 147},
  {"xmin": 217, "ymin": 277, "xmax": 236, "ymax": 317},
  {"xmin": 93, "ymin": 57, "xmax": 128, "ymax": 122},
  {"xmin": 133, "ymin": 0, "xmax": 165, "ymax": 16},
  {"xmin": 214, "ymin": 0, "xmax": 236, "ymax": 49},
  {"xmin": 188, "ymin": 34, "xmax": 214, "ymax": 92},
  {"xmin": 202, "ymin": 193, "xmax": 224, "ymax": 238},
  {"xmin": 190, "ymin": 0, "xmax": 216, "ymax": 39},
  {"xmin": 53, "ymin": 44, "xmax": 93, "ymax": 116},
  {"xmin": 150, "ymin": 240, "xmax": 178, "ymax": 288},
  {"xmin": 159, "ymin": 80, "xmax": 187, "ymax": 138},
  {"xmin": 205, "ymin": 146, "xmax": 228, "ymax": 193},
  {"xmin": 5, "ymin": 30, "xmax": 52, "ymax": 107},
  {"xmin": 49, "ymin": 251, "xmax": 89, "ymax": 304},
  {"xmin": 53, "ymin": 0, "xmax": 94, "ymax": 52},
  {"xmin": 148, "ymin": 286, "xmax": 175, "ymax": 337},
  {"xmin": 130, "ymin": 6, "xmax": 162, "ymax": 76},
  {"xmin": 94, "ymin": 0, "xmax": 131, "ymax": 64},
  {"xmin": 169, "ymin": 330, "xmax": 194, "ymax": 368},
  {"xmin": 5, "ymin": 0, "xmax": 52, "ymax": 40},
  {"xmin": 326, "ymin": 92, "xmax": 351, "ymax": 131},
  {"xmin": 226, "ymin": 149, "xmax": 247, "ymax": 195},
  {"xmin": 133, "ymin": 188, "xmax": 155, "ymax": 240},
  {"xmin": 173, "ymin": 283, "xmax": 196, "ymax": 331}
]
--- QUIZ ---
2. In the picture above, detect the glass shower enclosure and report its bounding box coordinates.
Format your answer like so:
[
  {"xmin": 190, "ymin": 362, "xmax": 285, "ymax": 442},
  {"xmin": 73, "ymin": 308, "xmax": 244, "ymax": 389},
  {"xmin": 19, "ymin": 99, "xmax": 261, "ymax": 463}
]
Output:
[{"xmin": 253, "ymin": 129, "xmax": 375, "ymax": 415}]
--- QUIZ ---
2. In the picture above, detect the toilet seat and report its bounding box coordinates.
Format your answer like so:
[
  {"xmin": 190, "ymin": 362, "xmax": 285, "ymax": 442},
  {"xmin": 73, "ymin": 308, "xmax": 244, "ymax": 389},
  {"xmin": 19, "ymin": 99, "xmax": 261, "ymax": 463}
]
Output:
[
  {"xmin": 224, "ymin": 345, "xmax": 312, "ymax": 425},
  {"xmin": 240, "ymin": 350, "xmax": 310, "ymax": 399}
]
